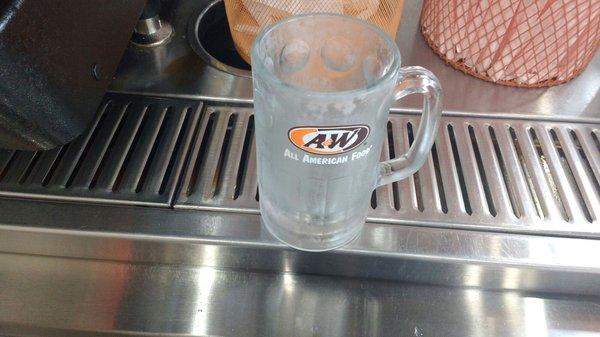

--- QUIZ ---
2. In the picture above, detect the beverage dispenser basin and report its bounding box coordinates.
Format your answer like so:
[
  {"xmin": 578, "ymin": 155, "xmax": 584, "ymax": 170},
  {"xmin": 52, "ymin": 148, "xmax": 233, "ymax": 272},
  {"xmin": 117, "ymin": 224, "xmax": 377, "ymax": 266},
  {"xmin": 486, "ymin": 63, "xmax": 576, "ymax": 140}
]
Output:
[{"xmin": 188, "ymin": 0, "xmax": 251, "ymax": 76}]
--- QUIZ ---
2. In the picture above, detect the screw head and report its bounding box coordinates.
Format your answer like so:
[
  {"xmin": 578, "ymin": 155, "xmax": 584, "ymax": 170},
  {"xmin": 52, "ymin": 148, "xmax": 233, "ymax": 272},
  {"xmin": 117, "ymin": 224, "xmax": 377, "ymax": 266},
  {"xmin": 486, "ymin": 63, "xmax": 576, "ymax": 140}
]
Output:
[{"xmin": 91, "ymin": 63, "xmax": 105, "ymax": 81}]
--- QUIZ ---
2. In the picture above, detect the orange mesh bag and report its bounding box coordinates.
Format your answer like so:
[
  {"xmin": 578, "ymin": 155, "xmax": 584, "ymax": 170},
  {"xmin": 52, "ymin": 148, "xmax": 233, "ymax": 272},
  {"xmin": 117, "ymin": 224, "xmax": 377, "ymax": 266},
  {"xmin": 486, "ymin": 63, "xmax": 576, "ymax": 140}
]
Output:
[
  {"xmin": 420, "ymin": 0, "xmax": 600, "ymax": 87},
  {"xmin": 224, "ymin": 0, "xmax": 405, "ymax": 63}
]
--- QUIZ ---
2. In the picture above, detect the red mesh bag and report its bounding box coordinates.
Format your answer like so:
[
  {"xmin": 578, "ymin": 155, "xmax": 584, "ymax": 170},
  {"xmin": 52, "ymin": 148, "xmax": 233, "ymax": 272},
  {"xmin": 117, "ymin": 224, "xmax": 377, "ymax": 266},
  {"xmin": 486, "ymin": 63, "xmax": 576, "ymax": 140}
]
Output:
[{"xmin": 420, "ymin": 0, "xmax": 600, "ymax": 87}]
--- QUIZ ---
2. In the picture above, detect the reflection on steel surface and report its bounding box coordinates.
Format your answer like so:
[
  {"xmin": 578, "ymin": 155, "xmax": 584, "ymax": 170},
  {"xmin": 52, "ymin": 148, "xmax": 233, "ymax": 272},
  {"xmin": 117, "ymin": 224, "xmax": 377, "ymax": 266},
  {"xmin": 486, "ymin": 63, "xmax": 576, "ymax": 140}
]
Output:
[
  {"xmin": 2, "ymin": 199, "xmax": 600, "ymax": 295},
  {"xmin": 2, "ymin": 252, "xmax": 600, "ymax": 337}
]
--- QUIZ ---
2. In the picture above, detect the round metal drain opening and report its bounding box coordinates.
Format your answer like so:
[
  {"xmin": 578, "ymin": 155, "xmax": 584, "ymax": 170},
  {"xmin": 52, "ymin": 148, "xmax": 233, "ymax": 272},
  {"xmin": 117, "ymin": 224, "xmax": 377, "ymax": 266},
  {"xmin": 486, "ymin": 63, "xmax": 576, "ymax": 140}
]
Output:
[{"xmin": 188, "ymin": 0, "xmax": 251, "ymax": 77}]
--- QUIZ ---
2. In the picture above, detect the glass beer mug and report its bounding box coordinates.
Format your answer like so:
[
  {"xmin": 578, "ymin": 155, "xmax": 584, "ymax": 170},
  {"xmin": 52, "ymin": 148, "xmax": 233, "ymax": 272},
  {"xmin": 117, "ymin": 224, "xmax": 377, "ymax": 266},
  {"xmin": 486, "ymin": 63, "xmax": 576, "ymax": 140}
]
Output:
[{"xmin": 252, "ymin": 14, "xmax": 442, "ymax": 251}]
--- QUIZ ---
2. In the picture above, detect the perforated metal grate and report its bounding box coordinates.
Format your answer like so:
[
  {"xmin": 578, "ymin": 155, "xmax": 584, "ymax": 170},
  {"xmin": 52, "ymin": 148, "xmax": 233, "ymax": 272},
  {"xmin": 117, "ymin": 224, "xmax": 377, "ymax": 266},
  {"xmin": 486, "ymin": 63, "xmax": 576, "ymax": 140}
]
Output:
[
  {"xmin": 0, "ymin": 94, "xmax": 202, "ymax": 207},
  {"xmin": 176, "ymin": 106, "xmax": 600, "ymax": 236},
  {"xmin": 2, "ymin": 99, "xmax": 598, "ymax": 235}
]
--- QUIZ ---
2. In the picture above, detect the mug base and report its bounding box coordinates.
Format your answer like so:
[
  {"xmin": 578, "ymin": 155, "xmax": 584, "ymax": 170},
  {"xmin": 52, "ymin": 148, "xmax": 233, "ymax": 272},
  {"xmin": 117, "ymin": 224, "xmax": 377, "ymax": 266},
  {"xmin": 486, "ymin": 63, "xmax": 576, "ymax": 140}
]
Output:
[{"xmin": 261, "ymin": 210, "xmax": 364, "ymax": 252}]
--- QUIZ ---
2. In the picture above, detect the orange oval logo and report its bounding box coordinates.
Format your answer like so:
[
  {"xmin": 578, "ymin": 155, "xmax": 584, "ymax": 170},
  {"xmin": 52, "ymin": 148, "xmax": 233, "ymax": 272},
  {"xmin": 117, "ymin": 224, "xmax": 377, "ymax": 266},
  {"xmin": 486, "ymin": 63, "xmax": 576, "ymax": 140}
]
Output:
[{"xmin": 288, "ymin": 125, "xmax": 370, "ymax": 155}]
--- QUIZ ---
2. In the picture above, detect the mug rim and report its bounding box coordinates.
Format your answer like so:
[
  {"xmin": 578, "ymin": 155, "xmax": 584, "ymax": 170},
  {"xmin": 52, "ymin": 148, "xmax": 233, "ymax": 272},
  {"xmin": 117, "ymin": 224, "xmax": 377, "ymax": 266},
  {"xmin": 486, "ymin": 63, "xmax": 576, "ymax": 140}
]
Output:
[{"xmin": 250, "ymin": 13, "xmax": 402, "ymax": 98}]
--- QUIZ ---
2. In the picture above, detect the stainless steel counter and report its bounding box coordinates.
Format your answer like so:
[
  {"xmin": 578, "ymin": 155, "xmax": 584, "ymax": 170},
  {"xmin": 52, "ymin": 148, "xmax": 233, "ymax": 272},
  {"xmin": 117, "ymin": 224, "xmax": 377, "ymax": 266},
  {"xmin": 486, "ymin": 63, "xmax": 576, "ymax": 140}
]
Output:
[
  {"xmin": 1, "ymin": 0, "xmax": 600, "ymax": 336},
  {"xmin": 110, "ymin": 0, "xmax": 599, "ymax": 121},
  {"xmin": 3, "ymin": 251, "xmax": 600, "ymax": 337}
]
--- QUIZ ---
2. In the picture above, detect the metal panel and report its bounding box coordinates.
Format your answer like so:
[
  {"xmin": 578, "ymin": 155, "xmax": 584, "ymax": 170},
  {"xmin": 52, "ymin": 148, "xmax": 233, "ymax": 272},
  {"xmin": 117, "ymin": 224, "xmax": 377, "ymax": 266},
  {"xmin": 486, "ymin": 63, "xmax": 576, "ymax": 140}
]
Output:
[
  {"xmin": 3, "ymin": 198, "xmax": 600, "ymax": 296},
  {"xmin": 176, "ymin": 106, "xmax": 600, "ymax": 237},
  {"xmin": 0, "ymin": 94, "xmax": 202, "ymax": 207},
  {"xmin": 3, "ymin": 249, "xmax": 600, "ymax": 337},
  {"xmin": 1, "ymin": 250, "xmax": 600, "ymax": 337}
]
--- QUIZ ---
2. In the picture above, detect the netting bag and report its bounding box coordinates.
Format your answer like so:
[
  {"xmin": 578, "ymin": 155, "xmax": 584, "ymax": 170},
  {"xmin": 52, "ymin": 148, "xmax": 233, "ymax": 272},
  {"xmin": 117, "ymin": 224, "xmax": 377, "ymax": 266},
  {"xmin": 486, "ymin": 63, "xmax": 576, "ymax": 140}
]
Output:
[
  {"xmin": 224, "ymin": 0, "xmax": 405, "ymax": 63},
  {"xmin": 420, "ymin": 0, "xmax": 600, "ymax": 87}
]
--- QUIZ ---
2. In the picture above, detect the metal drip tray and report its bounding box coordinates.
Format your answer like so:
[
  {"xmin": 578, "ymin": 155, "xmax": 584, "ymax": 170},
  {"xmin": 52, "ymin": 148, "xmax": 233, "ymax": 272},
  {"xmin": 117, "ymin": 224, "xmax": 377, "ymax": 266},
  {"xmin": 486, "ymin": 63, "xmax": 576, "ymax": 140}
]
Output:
[
  {"xmin": 4, "ymin": 100, "xmax": 598, "ymax": 237},
  {"xmin": 176, "ymin": 106, "xmax": 600, "ymax": 237}
]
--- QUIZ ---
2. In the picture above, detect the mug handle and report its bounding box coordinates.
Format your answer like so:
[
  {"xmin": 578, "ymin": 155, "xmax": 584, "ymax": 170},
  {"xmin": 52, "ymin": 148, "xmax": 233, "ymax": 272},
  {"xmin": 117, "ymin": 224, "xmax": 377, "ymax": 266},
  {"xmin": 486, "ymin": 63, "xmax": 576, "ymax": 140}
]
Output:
[{"xmin": 376, "ymin": 66, "xmax": 443, "ymax": 187}]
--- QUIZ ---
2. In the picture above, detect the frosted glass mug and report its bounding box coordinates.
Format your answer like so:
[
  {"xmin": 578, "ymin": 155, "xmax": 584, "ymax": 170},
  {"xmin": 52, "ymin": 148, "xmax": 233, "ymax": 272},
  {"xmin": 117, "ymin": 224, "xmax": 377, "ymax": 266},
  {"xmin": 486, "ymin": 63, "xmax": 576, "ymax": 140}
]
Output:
[{"xmin": 252, "ymin": 14, "xmax": 442, "ymax": 251}]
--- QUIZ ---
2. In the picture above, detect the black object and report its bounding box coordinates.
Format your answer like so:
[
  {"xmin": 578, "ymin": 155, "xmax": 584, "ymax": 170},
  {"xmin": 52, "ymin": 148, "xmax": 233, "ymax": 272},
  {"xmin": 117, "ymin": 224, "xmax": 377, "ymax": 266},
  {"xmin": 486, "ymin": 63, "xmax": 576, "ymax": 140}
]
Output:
[{"xmin": 0, "ymin": 0, "xmax": 146, "ymax": 150}]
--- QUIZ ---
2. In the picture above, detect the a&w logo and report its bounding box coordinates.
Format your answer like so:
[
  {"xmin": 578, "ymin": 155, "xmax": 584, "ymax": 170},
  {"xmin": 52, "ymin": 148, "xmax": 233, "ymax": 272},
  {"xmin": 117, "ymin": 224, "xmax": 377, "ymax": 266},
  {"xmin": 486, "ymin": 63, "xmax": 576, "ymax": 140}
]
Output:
[{"xmin": 288, "ymin": 125, "xmax": 370, "ymax": 155}]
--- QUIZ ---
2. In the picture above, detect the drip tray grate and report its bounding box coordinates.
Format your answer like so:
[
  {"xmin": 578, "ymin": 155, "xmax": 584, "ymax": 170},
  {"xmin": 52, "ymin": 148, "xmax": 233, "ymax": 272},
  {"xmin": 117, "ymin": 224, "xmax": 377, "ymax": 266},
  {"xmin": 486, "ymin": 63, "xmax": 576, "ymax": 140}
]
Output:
[
  {"xmin": 0, "ymin": 94, "xmax": 202, "ymax": 207},
  {"xmin": 176, "ymin": 106, "xmax": 600, "ymax": 237}
]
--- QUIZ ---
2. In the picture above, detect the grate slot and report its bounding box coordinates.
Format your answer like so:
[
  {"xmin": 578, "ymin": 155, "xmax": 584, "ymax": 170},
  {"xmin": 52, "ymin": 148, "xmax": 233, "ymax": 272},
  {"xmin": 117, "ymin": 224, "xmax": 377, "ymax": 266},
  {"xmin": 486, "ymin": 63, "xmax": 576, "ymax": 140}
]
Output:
[
  {"xmin": 487, "ymin": 126, "xmax": 520, "ymax": 218},
  {"xmin": 158, "ymin": 107, "xmax": 199, "ymax": 195},
  {"xmin": 495, "ymin": 126, "xmax": 539, "ymax": 219},
  {"xmin": 233, "ymin": 115, "xmax": 255, "ymax": 200},
  {"xmin": 24, "ymin": 145, "xmax": 65, "ymax": 186},
  {"xmin": 434, "ymin": 124, "xmax": 465, "ymax": 215},
  {"xmin": 196, "ymin": 110, "xmax": 233, "ymax": 199},
  {"xmin": 49, "ymin": 101, "xmax": 110, "ymax": 188},
  {"xmin": 135, "ymin": 107, "xmax": 173, "ymax": 193},
  {"xmin": 210, "ymin": 114, "xmax": 237, "ymax": 198},
  {"xmin": 141, "ymin": 106, "xmax": 192, "ymax": 194},
  {"xmin": 184, "ymin": 111, "xmax": 218, "ymax": 198},
  {"xmin": 512, "ymin": 126, "xmax": 558, "ymax": 220},
  {"xmin": 572, "ymin": 129, "xmax": 600, "ymax": 200},
  {"xmin": 370, "ymin": 190, "xmax": 377, "ymax": 209},
  {"xmin": 243, "ymin": 129, "xmax": 259, "ymax": 203},
  {"xmin": 566, "ymin": 129, "xmax": 600, "ymax": 222},
  {"xmin": 389, "ymin": 120, "xmax": 413, "ymax": 212},
  {"xmin": 508, "ymin": 127, "xmax": 545, "ymax": 218},
  {"xmin": 592, "ymin": 130, "xmax": 600, "ymax": 153},
  {"xmin": 67, "ymin": 103, "xmax": 124, "ymax": 188},
  {"xmin": 389, "ymin": 119, "xmax": 411, "ymax": 212},
  {"xmin": 430, "ymin": 144, "xmax": 448, "ymax": 214},
  {"xmin": 78, "ymin": 103, "xmax": 130, "ymax": 189},
  {"xmin": 407, "ymin": 122, "xmax": 424, "ymax": 212},
  {"xmin": 473, "ymin": 124, "xmax": 513, "ymax": 218},
  {"xmin": 94, "ymin": 104, "xmax": 148, "ymax": 190},
  {"xmin": 0, "ymin": 150, "xmax": 16, "ymax": 181},
  {"xmin": 447, "ymin": 124, "xmax": 474, "ymax": 215},
  {"xmin": 411, "ymin": 120, "xmax": 442, "ymax": 214},
  {"xmin": 386, "ymin": 121, "xmax": 400, "ymax": 211},
  {"xmin": 537, "ymin": 126, "xmax": 592, "ymax": 223},
  {"xmin": 118, "ymin": 105, "xmax": 168, "ymax": 192},
  {"xmin": 551, "ymin": 129, "xmax": 596, "ymax": 222},
  {"xmin": 467, "ymin": 125, "xmax": 497, "ymax": 217},
  {"xmin": 528, "ymin": 127, "xmax": 571, "ymax": 221},
  {"xmin": 374, "ymin": 123, "xmax": 394, "ymax": 211},
  {"xmin": 18, "ymin": 152, "xmax": 42, "ymax": 184},
  {"xmin": 2, "ymin": 152, "xmax": 37, "ymax": 184},
  {"xmin": 219, "ymin": 113, "xmax": 252, "ymax": 200},
  {"xmin": 64, "ymin": 103, "xmax": 113, "ymax": 188}
]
